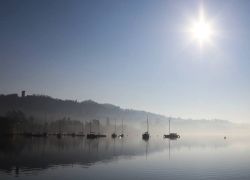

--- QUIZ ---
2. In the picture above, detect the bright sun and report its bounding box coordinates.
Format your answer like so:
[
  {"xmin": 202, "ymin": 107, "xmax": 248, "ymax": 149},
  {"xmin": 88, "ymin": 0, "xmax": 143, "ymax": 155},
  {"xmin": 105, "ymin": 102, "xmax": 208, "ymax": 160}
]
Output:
[{"xmin": 188, "ymin": 8, "xmax": 214, "ymax": 46}]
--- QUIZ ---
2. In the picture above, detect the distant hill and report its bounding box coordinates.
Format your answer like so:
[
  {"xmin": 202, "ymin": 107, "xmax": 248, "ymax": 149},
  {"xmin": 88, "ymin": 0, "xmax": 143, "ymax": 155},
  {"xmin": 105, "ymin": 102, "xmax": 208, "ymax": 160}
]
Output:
[
  {"xmin": 0, "ymin": 93, "xmax": 166, "ymax": 124},
  {"xmin": 0, "ymin": 93, "xmax": 239, "ymax": 134}
]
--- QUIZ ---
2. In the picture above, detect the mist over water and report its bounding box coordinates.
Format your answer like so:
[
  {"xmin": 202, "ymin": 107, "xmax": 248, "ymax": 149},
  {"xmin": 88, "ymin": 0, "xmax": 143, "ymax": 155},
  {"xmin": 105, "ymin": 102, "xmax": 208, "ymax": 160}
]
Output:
[{"xmin": 1, "ymin": 134, "xmax": 250, "ymax": 180}]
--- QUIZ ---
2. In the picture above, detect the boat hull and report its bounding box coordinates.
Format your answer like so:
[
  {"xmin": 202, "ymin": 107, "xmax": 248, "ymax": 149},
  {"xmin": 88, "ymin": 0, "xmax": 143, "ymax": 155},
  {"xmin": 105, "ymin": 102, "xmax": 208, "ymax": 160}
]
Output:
[
  {"xmin": 111, "ymin": 133, "xmax": 117, "ymax": 138},
  {"xmin": 163, "ymin": 133, "xmax": 180, "ymax": 139},
  {"xmin": 142, "ymin": 132, "xmax": 149, "ymax": 140},
  {"xmin": 87, "ymin": 134, "xmax": 97, "ymax": 139}
]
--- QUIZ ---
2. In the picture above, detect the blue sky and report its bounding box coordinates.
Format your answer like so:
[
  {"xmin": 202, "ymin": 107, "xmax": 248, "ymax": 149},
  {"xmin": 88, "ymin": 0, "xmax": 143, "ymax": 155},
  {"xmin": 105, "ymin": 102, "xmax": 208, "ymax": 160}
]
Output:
[{"xmin": 1, "ymin": 0, "xmax": 250, "ymax": 122}]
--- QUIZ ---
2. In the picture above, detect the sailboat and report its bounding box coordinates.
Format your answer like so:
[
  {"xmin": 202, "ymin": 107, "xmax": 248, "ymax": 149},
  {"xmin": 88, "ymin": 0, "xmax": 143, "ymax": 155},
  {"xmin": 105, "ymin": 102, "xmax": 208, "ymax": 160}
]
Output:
[
  {"xmin": 96, "ymin": 121, "xmax": 107, "ymax": 138},
  {"xmin": 87, "ymin": 121, "xmax": 97, "ymax": 139},
  {"xmin": 118, "ymin": 119, "xmax": 124, "ymax": 138},
  {"xmin": 164, "ymin": 118, "xmax": 180, "ymax": 139},
  {"xmin": 142, "ymin": 116, "xmax": 149, "ymax": 140},
  {"xmin": 76, "ymin": 120, "xmax": 85, "ymax": 137},
  {"xmin": 111, "ymin": 119, "xmax": 117, "ymax": 138}
]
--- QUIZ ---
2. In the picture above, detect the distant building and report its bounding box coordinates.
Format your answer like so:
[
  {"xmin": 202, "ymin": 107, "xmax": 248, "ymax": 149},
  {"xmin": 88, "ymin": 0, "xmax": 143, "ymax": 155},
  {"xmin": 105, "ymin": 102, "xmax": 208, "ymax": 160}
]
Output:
[{"xmin": 21, "ymin": 91, "xmax": 26, "ymax": 97}]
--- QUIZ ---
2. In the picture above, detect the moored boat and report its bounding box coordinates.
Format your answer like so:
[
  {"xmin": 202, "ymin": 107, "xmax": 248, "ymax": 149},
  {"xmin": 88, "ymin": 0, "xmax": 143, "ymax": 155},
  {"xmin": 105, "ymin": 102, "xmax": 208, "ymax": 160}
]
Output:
[
  {"xmin": 111, "ymin": 119, "xmax": 117, "ymax": 139},
  {"xmin": 142, "ymin": 116, "xmax": 150, "ymax": 140},
  {"xmin": 163, "ymin": 118, "xmax": 180, "ymax": 139}
]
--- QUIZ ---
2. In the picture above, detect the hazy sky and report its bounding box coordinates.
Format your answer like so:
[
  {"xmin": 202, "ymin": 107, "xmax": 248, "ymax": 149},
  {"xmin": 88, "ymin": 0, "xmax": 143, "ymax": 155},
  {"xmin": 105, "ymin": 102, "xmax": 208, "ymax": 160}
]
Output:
[{"xmin": 1, "ymin": 0, "xmax": 250, "ymax": 122}]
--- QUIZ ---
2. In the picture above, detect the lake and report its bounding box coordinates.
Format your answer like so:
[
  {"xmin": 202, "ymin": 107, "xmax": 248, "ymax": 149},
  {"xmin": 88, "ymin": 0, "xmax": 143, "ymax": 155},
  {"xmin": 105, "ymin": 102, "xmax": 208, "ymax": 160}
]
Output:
[{"xmin": 0, "ymin": 134, "xmax": 250, "ymax": 180}]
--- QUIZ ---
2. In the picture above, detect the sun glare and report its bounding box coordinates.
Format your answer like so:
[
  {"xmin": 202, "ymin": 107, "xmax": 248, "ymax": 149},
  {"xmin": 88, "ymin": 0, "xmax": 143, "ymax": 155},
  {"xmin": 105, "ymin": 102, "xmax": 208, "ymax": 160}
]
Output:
[{"xmin": 188, "ymin": 8, "xmax": 214, "ymax": 46}]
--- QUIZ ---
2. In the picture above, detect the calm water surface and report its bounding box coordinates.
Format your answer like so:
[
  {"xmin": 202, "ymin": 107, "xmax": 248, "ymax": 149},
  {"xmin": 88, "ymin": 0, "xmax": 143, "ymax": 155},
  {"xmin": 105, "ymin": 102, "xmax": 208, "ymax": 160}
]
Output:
[{"xmin": 0, "ymin": 135, "xmax": 250, "ymax": 180}]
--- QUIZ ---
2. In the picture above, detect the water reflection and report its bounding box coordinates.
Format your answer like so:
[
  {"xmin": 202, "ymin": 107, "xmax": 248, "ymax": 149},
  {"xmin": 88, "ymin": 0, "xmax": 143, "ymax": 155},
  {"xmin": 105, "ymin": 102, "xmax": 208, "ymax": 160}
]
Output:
[{"xmin": 0, "ymin": 135, "xmax": 248, "ymax": 178}]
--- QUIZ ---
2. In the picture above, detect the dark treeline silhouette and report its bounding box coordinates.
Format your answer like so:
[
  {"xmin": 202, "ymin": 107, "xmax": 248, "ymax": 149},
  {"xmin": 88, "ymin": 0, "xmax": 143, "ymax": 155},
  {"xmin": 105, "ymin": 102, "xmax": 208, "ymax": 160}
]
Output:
[
  {"xmin": 0, "ymin": 110, "xmax": 33, "ymax": 135},
  {"xmin": 0, "ymin": 110, "xmax": 108, "ymax": 136}
]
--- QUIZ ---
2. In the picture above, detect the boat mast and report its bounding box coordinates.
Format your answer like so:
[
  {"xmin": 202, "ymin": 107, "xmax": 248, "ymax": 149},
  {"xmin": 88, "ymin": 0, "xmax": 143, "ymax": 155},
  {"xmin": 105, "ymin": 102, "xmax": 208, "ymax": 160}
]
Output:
[
  {"xmin": 89, "ymin": 121, "xmax": 92, "ymax": 133},
  {"xmin": 84, "ymin": 120, "xmax": 86, "ymax": 134},
  {"xmin": 147, "ymin": 115, "xmax": 149, "ymax": 133},
  {"xmin": 169, "ymin": 118, "xmax": 170, "ymax": 134},
  {"xmin": 122, "ymin": 119, "xmax": 124, "ymax": 134},
  {"xmin": 82, "ymin": 120, "xmax": 84, "ymax": 133},
  {"xmin": 98, "ymin": 121, "xmax": 100, "ymax": 135},
  {"xmin": 115, "ymin": 119, "xmax": 116, "ymax": 134}
]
